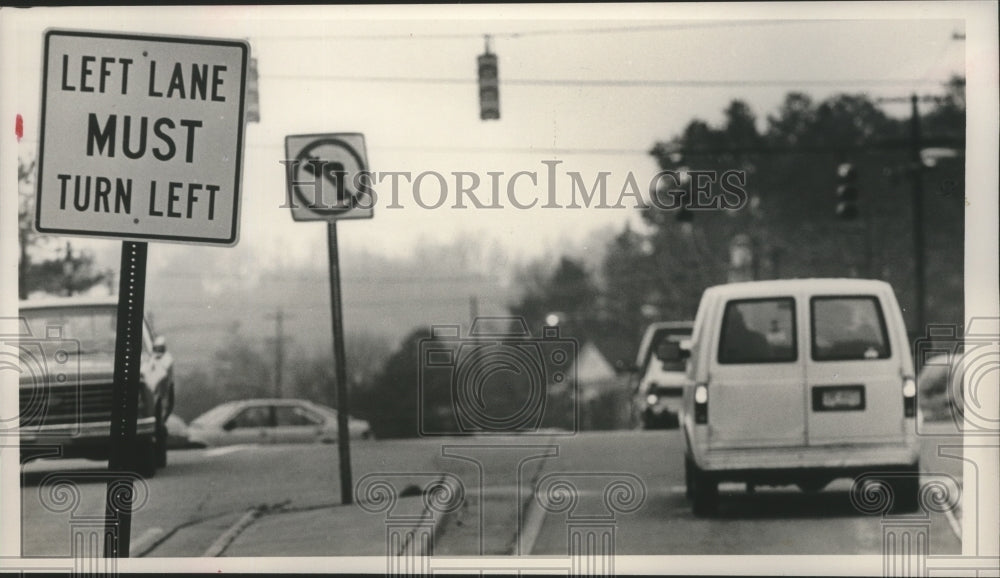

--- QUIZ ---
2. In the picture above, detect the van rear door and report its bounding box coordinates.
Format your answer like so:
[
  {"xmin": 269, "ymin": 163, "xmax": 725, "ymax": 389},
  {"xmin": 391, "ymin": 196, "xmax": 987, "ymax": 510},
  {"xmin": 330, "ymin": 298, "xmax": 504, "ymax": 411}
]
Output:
[
  {"xmin": 707, "ymin": 296, "xmax": 807, "ymax": 449},
  {"xmin": 805, "ymin": 295, "xmax": 907, "ymax": 445}
]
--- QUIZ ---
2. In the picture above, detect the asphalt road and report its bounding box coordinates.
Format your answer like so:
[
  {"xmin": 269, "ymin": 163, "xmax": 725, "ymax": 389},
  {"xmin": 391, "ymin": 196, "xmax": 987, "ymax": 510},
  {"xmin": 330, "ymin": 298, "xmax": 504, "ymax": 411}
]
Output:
[{"xmin": 19, "ymin": 425, "xmax": 962, "ymax": 561}]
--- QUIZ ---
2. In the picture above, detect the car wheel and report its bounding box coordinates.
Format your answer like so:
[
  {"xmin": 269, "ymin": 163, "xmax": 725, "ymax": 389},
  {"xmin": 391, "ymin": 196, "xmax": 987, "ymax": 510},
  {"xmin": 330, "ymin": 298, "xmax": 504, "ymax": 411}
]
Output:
[
  {"xmin": 132, "ymin": 438, "xmax": 157, "ymax": 479},
  {"xmin": 889, "ymin": 464, "xmax": 921, "ymax": 514},
  {"xmin": 629, "ymin": 407, "xmax": 643, "ymax": 430},
  {"xmin": 797, "ymin": 478, "xmax": 830, "ymax": 493},
  {"xmin": 154, "ymin": 413, "xmax": 168, "ymax": 469},
  {"xmin": 689, "ymin": 460, "xmax": 718, "ymax": 517},
  {"xmin": 684, "ymin": 455, "xmax": 695, "ymax": 500}
]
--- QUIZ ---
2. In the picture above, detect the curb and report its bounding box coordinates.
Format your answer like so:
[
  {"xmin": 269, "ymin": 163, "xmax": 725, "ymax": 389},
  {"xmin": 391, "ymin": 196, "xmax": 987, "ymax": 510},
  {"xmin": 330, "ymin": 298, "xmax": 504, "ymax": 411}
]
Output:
[
  {"xmin": 407, "ymin": 474, "xmax": 460, "ymax": 557},
  {"xmin": 516, "ymin": 483, "xmax": 547, "ymax": 556},
  {"xmin": 200, "ymin": 501, "xmax": 290, "ymax": 558},
  {"xmin": 201, "ymin": 507, "xmax": 264, "ymax": 557}
]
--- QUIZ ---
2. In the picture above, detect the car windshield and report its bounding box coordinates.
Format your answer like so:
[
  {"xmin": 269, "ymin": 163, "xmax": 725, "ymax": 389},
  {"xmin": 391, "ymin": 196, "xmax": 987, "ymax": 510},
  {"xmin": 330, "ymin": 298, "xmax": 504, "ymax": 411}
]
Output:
[
  {"xmin": 649, "ymin": 330, "xmax": 690, "ymax": 372},
  {"xmin": 21, "ymin": 306, "xmax": 117, "ymax": 354},
  {"xmin": 811, "ymin": 296, "xmax": 890, "ymax": 361},
  {"xmin": 192, "ymin": 404, "xmax": 239, "ymax": 426}
]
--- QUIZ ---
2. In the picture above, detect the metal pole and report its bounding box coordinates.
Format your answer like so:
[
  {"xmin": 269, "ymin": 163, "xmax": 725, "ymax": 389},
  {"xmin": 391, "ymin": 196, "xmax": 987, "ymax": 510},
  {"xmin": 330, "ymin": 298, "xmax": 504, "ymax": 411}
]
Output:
[
  {"xmin": 104, "ymin": 240, "xmax": 148, "ymax": 558},
  {"xmin": 864, "ymin": 212, "xmax": 874, "ymax": 278},
  {"xmin": 274, "ymin": 309, "xmax": 284, "ymax": 398},
  {"xmin": 910, "ymin": 94, "xmax": 926, "ymax": 334},
  {"xmin": 327, "ymin": 222, "xmax": 353, "ymax": 505}
]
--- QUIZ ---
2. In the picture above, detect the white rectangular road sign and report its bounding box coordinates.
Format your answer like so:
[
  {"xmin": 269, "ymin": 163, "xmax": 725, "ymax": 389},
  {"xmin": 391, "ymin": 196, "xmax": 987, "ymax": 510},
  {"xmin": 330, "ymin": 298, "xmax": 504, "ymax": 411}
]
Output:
[{"xmin": 36, "ymin": 30, "xmax": 249, "ymax": 245}]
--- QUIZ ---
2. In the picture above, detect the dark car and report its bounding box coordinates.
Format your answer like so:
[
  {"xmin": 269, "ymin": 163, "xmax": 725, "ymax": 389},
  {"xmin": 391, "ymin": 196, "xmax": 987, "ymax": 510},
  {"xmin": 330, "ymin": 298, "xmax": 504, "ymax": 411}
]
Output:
[
  {"xmin": 628, "ymin": 321, "xmax": 693, "ymax": 429},
  {"xmin": 18, "ymin": 297, "xmax": 176, "ymax": 477}
]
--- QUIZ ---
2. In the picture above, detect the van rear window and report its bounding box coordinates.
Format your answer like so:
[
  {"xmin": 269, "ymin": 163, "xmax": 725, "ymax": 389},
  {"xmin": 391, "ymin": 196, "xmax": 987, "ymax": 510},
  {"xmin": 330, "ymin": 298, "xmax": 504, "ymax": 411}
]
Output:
[
  {"xmin": 811, "ymin": 296, "xmax": 890, "ymax": 361},
  {"xmin": 718, "ymin": 298, "xmax": 796, "ymax": 364}
]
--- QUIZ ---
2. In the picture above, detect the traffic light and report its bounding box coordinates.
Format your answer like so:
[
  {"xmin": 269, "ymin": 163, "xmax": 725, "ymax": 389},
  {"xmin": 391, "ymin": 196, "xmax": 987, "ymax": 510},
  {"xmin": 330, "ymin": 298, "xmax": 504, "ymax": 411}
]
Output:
[
  {"xmin": 246, "ymin": 57, "xmax": 260, "ymax": 123},
  {"xmin": 836, "ymin": 163, "xmax": 859, "ymax": 220},
  {"xmin": 477, "ymin": 52, "xmax": 499, "ymax": 120}
]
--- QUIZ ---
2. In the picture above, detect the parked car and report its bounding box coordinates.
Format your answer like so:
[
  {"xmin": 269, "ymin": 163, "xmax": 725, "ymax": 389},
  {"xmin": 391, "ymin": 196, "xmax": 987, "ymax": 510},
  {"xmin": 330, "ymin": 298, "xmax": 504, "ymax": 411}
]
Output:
[
  {"xmin": 917, "ymin": 352, "xmax": 965, "ymax": 423},
  {"xmin": 668, "ymin": 279, "xmax": 920, "ymax": 516},
  {"xmin": 18, "ymin": 297, "xmax": 176, "ymax": 477},
  {"xmin": 165, "ymin": 414, "xmax": 197, "ymax": 449},
  {"xmin": 187, "ymin": 398, "xmax": 373, "ymax": 447},
  {"xmin": 628, "ymin": 321, "xmax": 693, "ymax": 429}
]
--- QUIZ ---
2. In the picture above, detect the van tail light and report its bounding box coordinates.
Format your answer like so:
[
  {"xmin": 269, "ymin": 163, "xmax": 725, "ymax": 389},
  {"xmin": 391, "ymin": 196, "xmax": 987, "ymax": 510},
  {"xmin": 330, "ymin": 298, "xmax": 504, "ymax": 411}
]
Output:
[
  {"xmin": 694, "ymin": 383, "xmax": 709, "ymax": 424},
  {"xmin": 902, "ymin": 377, "xmax": 917, "ymax": 418}
]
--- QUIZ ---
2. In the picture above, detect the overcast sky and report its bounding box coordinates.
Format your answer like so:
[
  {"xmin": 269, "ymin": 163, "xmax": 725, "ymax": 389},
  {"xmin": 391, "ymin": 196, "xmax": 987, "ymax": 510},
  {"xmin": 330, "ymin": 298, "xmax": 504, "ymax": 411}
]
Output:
[{"xmin": 0, "ymin": 3, "xmax": 991, "ymax": 282}]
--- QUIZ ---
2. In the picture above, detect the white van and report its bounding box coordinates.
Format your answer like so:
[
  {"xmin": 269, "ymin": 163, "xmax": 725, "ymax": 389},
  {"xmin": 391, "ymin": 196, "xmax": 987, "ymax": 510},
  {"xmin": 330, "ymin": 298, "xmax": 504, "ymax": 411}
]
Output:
[{"xmin": 664, "ymin": 279, "xmax": 920, "ymax": 516}]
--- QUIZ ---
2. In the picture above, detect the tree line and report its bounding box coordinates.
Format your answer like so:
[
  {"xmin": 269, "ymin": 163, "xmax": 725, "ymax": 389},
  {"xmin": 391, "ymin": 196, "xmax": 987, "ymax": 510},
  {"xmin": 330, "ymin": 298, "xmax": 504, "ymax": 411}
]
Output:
[{"xmin": 18, "ymin": 80, "xmax": 965, "ymax": 435}]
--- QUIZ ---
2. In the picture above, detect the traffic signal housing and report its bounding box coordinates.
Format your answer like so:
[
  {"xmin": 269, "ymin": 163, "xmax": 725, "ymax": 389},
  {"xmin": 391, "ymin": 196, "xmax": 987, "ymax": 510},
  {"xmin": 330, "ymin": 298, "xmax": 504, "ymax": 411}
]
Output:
[
  {"xmin": 477, "ymin": 52, "xmax": 500, "ymax": 120},
  {"xmin": 836, "ymin": 163, "xmax": 859, "ymax": 220}
]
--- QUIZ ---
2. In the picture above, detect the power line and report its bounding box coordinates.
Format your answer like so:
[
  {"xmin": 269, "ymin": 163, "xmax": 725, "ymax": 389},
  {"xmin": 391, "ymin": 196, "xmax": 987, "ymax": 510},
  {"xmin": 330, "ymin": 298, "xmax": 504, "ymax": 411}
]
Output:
[
  {"xmin": 246, "ymin": 139, "xmax": 961, "ymax": 157},
  {"xmin": 245, "ymin": 141, "xmax": 650, "ymax": 155},
  {"xmin": 263, "ymin": 73, "xmax": 946, "ymax": 88},
  {"xmin": 151, "ymin": 272, "xmax": 503, "ymax": 282},
  {"xmin": 250, "ymin": 20, "xmax": 808, "ymax": 42}
]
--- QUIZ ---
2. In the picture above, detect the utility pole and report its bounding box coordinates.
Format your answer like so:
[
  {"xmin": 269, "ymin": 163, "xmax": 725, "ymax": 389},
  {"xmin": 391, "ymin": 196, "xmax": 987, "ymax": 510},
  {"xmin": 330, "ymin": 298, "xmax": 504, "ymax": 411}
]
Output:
[
  {"xmin": 469, "ymin": 295, "xmax": 479, "ymax": 326},
  {"xmin": 909, "ymin": 94, "xmax": 926, "ymax": 335},
  {"xmin": 267, "ymin": 309, "xmax": 286, "ymax": 398},
  {"xmin": 876, "ymin": 92, "xmax": 944, "ymax": 333}
]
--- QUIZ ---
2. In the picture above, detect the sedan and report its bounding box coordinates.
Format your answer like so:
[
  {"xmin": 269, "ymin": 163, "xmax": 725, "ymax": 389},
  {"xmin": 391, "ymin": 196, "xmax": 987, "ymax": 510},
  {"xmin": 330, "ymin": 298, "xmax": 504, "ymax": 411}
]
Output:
[{"xmin": 187, "ymin": 398, "xmax": 373, "ymax": 447}]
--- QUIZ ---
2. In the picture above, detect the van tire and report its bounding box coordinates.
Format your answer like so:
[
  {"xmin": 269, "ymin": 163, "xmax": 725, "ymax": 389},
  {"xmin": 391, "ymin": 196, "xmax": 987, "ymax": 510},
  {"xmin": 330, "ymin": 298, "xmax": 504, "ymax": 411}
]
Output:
[
  {"xmin": 131, "ymin": 438, "xmax": 157, "ymax": 479},
  {"xmin": 154, "ymin": 413, "xmax": 168, "ymax": 469},
  {"xmin": 684, "ymin": 455, "xmax": 695, "ymax": 500},
  {"xmin": 889, "ymin": 466, "xmax": 920, "ymax": 514},
  {"xmin": 797, "ymin": 479, "xmax": 831, "ymax": 493},
  {"xmin": 689, "ymin": 461, "xmax": 718, "ymax": 517}
]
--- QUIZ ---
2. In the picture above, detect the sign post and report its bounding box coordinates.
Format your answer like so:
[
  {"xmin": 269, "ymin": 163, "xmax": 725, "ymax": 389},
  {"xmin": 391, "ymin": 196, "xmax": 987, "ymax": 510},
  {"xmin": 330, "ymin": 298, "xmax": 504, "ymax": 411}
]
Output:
[
  {"xmin": 326, "ymin": 223, "xmax": 353, "ymax": 505},
  {"xmin": 104, "ymin": 240, "xmax": 147, "ymax": 557},
  {"xmin": 36, "ymin": 29, "xmax": 248, "ymax": 557},
  {"xmin": 284, "ymin": 133, "xmax": 373, "ymax": 505}
]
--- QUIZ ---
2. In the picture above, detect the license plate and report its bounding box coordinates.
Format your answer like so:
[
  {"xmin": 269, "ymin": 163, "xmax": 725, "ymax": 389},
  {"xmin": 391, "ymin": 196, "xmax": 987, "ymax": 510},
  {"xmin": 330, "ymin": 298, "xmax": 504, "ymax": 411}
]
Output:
[{"xmin": 812, "ymin": 385, "xmax": 865, "ymax": 411}]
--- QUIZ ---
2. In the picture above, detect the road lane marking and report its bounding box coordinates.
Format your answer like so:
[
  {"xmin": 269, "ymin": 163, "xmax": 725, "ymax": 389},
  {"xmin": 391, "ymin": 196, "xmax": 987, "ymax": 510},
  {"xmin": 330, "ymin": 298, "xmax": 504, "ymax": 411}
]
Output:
[
  {"xmin": 920, "ymin": 466, "xmax": 963, "ymax": 540},
  {"xmin": 518, "ymin": 486, "xmax": 548, "ymax": 556},
  {"xmin": 204, "ymin": 444, "xmax": 258, "ymax": 458},
  {"xmin": 455, "ymin": 485, "xmax": 687, "ymax": 498},
  {"xmin": 130, "ymin": 527, "xmax": 164, "ymax": 557},
  {"xmin": 943, "ymin": 505, "xmax": 962, "ymax": 540},
  {"xmin": 408, "ymin": 474, "xmax": 459, "ymax": 558},
  {"xmin": 201, "ymin": 506, "xmax": 265, "ymax": 557}
]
